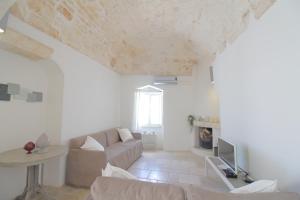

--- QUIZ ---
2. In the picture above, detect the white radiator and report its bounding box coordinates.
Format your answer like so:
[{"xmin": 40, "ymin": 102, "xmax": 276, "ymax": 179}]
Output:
[{"xmin": 141, "ymin": 132, "xmax": 157, "ymax": 150}]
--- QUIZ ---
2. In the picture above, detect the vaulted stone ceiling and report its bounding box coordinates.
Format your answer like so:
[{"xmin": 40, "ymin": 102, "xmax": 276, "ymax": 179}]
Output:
[{"xmin": 10, "ymin": 0, "xmax": 275, "ymax": 75}]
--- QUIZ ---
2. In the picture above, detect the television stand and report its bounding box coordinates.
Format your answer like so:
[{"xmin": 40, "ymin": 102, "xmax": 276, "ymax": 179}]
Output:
[{"xmin": 205, "ymin": 156, "xmax": 250, "ymax": 190}]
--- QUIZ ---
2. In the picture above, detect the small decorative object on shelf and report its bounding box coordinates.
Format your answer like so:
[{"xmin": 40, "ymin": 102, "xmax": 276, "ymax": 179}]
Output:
[
  {"xmin": 198, "ymin": 116, "xmax": 205, "ymax": 121},
  {"xmin": 24, "ymin": 141, "xmax": 35, "ymax": 154},
  {"xmin": 36, "ymin": 133, "xmax": 50, "ymax": 153}
]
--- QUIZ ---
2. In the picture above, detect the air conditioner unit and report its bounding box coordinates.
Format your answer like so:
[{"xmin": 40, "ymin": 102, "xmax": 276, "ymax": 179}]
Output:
[{"xmin": 153, "ymin": 76, "xmax": 178, "ymax": 85}]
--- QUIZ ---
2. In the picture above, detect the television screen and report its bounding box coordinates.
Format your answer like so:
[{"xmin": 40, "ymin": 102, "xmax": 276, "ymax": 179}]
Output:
[{"xmin": 218, "ymin": 138, "xmax": 237, "ymax": 173}]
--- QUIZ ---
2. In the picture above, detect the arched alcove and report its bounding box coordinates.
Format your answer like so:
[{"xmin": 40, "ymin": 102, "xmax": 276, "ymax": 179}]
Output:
[
  {"xmin": 37, "ymin": 59, "xmax": 64, "ymax": 145},
  {"xmin": 35, "ymin": 59, "xmax": 65, "ymax": 187}
]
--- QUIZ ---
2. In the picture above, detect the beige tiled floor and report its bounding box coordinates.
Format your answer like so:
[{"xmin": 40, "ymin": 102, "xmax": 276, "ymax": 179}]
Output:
[
  {"xmin": 36, "ymin": 151, "xmax": 227, "ymax": 200},
  {"xmin": 128, "ymin": 151, "xmax": 227, "ymax": 191}
]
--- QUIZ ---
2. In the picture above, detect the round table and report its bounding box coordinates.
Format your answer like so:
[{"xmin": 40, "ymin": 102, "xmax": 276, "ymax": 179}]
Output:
[{"xmin": 0, "ymin": 145, "xmax": 67, "ymax": 200}]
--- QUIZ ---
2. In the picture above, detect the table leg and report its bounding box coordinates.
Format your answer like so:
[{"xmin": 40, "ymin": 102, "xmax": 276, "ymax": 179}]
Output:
[
  {"xmin": 37, "ymin": 163, "xmax": 54, "ymax": 200},
  {"xmin": 41, "ymin": 163, "xmax": 44, "ymax": 187},
  {"xmin": 205, "ymin": 158, "xmax": 208, "ymax": 176},
  {"xmin": 15, "ymin": 165, "xmax": 38, "ymax": 200},
  {"xmin": 15, "ymin": 164, "xmax": 52, "ymax": 200}
]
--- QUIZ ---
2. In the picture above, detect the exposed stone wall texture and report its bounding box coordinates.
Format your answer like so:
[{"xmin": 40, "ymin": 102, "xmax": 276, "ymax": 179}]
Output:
[
  {"xmin": 0, "ymin": 28, "xmax": 53, "ymax": 60},
  {"xmin": 0, "ymin": 0, "xmax": 16, "ymax": 18},
  {"xmin": 10, "ymin": 0, "xmax": 275, "ymax": 75}
]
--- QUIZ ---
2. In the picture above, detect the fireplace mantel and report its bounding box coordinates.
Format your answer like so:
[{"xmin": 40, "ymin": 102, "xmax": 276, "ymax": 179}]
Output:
[{"xmin": 193, "ymin": 120, "xmax": 220, "ymax": 129}]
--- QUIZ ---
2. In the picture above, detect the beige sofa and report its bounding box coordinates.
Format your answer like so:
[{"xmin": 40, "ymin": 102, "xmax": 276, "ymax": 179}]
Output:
[
  {"xmin": 88, "ymin": 177, "xmax": 300, "ymax": 200},
  {"xmin": 66, "ymin": 128, "xmax": 143, "ymax": 188}
]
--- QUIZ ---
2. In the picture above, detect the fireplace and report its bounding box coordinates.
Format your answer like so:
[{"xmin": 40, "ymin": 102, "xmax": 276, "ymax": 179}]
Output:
[
  {"xmin": 192, "ymin": 120, "xmax": 220, "ymax": 156},
  {"xmin": 199, "ymin": 128, "xmax": 213, "ymax": 149}
]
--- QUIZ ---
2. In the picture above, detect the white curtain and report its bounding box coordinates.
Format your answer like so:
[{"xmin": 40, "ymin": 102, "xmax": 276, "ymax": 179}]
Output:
[
  {"xmin": 133, "ymin": 91, "xmax": 141, "ymax": 131},
  {"xmin": 133, "ymin": 88, "xmax": 164, "ymax": 149},
  {"xmin": 133, "ymin": 89, "xmax": 163, "ymax": 133}
]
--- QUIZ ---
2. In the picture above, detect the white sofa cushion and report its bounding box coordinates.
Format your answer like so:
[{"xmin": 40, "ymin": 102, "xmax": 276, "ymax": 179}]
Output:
[
  {"xmin": 231, "ymin": 180, "xmax": 278, "ymax": 193},
  {"xmin": 118, "ymin": 128, "xmax": 134, "ymax": 142},
  {"xmin": 102, "ymin": 163, "xmax": 137, "ymax": 180},
  {"xmin": 81, "ymin": 136, "xmax": 105, "ymax": 151}
]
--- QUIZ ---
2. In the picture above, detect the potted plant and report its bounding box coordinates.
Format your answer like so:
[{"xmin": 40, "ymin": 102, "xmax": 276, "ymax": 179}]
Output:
[{"xmin": 187, "ymin": 115, "xmax": 195, "ymax": 126}]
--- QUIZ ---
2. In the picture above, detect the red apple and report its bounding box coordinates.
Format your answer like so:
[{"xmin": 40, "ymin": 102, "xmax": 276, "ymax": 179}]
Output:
[{"xmin": 24, "ymin": 141, "xmax": 36, "ymax": 154}]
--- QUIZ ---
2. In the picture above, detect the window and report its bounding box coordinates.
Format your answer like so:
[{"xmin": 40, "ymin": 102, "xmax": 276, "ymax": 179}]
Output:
[{"xmin": 135, "ymin": 85, "xmax": 163, "ymax": 129}]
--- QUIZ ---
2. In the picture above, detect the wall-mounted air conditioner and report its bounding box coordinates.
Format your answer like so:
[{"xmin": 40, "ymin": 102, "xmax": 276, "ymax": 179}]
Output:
[{"xmin": 153, "ymin": 76, "xmax": 178, "ymax": 85}]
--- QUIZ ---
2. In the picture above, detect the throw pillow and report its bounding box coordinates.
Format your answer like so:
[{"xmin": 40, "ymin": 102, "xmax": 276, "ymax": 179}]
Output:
[
  {"xmin": 102, "ymin": 163, "xmax": 137, "ymax": 180},
  {"xmin": 230, "ymin": 180, "xmax": 278, "ymax": 193},
  {"xmin": 118, "ymin": 128, "xmax": 134, "ymax": 142},
  {"xmin": 81, "ymin": 136, "xmax": 105, "ymax": 151}
]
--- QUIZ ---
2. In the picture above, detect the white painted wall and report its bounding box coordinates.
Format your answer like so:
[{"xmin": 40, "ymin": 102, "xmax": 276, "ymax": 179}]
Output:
[
  {"xmin": 42, "ymin": 59, "xmax": 65, "ymax": 187},
  {"xmin": 214, "ymin": 0, "xmax": 300, "ymax": 192},
  {"xmin": 43, "ymin": 60, "xmax": 64, "ymax": 145},
  {"xmin": 193, "ymin": 65, "xmax": 220, "ymax": 118},
  {"xmin": 0, "ymin": 50, "xmax": 63, "ymax": 200},
  {"xmin": 120, "ymin": 75, "xmax": 214, "ymax": 151},
  {"xmin": 0, "ymin": 50, "xmax": 49, "ymax": 152},
  {"xmin": 162, "ymin": 78, "xmax": 194, "ymax": 151}
]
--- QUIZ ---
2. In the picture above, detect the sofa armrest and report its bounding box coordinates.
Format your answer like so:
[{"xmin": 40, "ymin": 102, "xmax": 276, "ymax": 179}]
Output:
[
  {"xmin": 132, "ymin": 132, "xmax": 142, "ymax": 140},
  {"xmin": 66, "ymin": 148, "xmax": 107, "ymax": 188}
]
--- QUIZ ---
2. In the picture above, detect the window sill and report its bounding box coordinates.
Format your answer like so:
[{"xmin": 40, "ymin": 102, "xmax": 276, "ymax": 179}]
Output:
[{"xmin": 140, "ymin": 126, "xmax": 162, "ymax": 129}]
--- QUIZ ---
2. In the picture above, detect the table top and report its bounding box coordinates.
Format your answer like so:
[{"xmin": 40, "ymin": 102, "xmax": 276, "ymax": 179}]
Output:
[{"xmin": 0, "ymin": 145, "xmax": 68, "ymax": 167}]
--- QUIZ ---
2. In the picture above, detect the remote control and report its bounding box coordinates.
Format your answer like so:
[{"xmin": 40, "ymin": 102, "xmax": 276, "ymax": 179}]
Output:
[
  {"xmin": 244, "ymin": 176, "xmax": 254, "ymax": 183},
  {"xmin": 222, "ymin": 168, "xmax": 237, "ymax": 178}
]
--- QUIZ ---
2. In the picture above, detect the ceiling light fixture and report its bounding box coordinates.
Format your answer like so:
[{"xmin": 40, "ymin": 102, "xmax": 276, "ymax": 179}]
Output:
[{"xmin": 0, "ymin": 11, "xmax": 9, "ymax": 34}]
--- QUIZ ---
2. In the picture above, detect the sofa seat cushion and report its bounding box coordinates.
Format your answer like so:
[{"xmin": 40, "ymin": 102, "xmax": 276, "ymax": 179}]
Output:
[
  {"xmin": 106, "ymin": 142, "xmax": 131, "ymax": 158},
  {"xmin": 121, "ymin": 139, "xmax": 142, "ymax": 147},
  {"xmin": 106, "ymin": 140, "xmax": 143, "ymax": 169}
]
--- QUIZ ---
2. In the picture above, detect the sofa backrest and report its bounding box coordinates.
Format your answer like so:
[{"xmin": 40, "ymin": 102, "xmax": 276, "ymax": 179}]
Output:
[
  {"xmin": 69, "ymin": 130, "xmax": 108, "ymax": 148},
  {"xmin": 105, "ymin": 128, "xmax": 121, "ymax": 146},
  {"xmin": 90, "ymin": 177, "xmax": 300, "ymax": 200},
  {"xmin": 187, "ymin": 185, "xmax": 300, "ymax": 200},
  {"xmin": 91, "ymin": 176, "xmax": 186, "ymax": 200}
]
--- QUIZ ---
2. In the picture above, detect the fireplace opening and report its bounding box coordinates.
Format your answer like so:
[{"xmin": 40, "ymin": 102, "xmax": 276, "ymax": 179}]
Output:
[{"xmin": 199, "ymin": 128, "xmax": 213, "ymax": 149}]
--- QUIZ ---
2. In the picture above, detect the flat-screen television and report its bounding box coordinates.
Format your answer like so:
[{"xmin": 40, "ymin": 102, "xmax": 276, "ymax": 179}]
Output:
[{"xmin": 218, "ymin": 138, "xmax": 238, "ymax": 174}]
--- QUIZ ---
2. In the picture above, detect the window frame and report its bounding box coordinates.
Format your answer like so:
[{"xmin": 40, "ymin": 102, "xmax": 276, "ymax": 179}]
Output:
[{"xmin": 136, "ymin": 89, "xmax": 163, "ymax": 129}]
